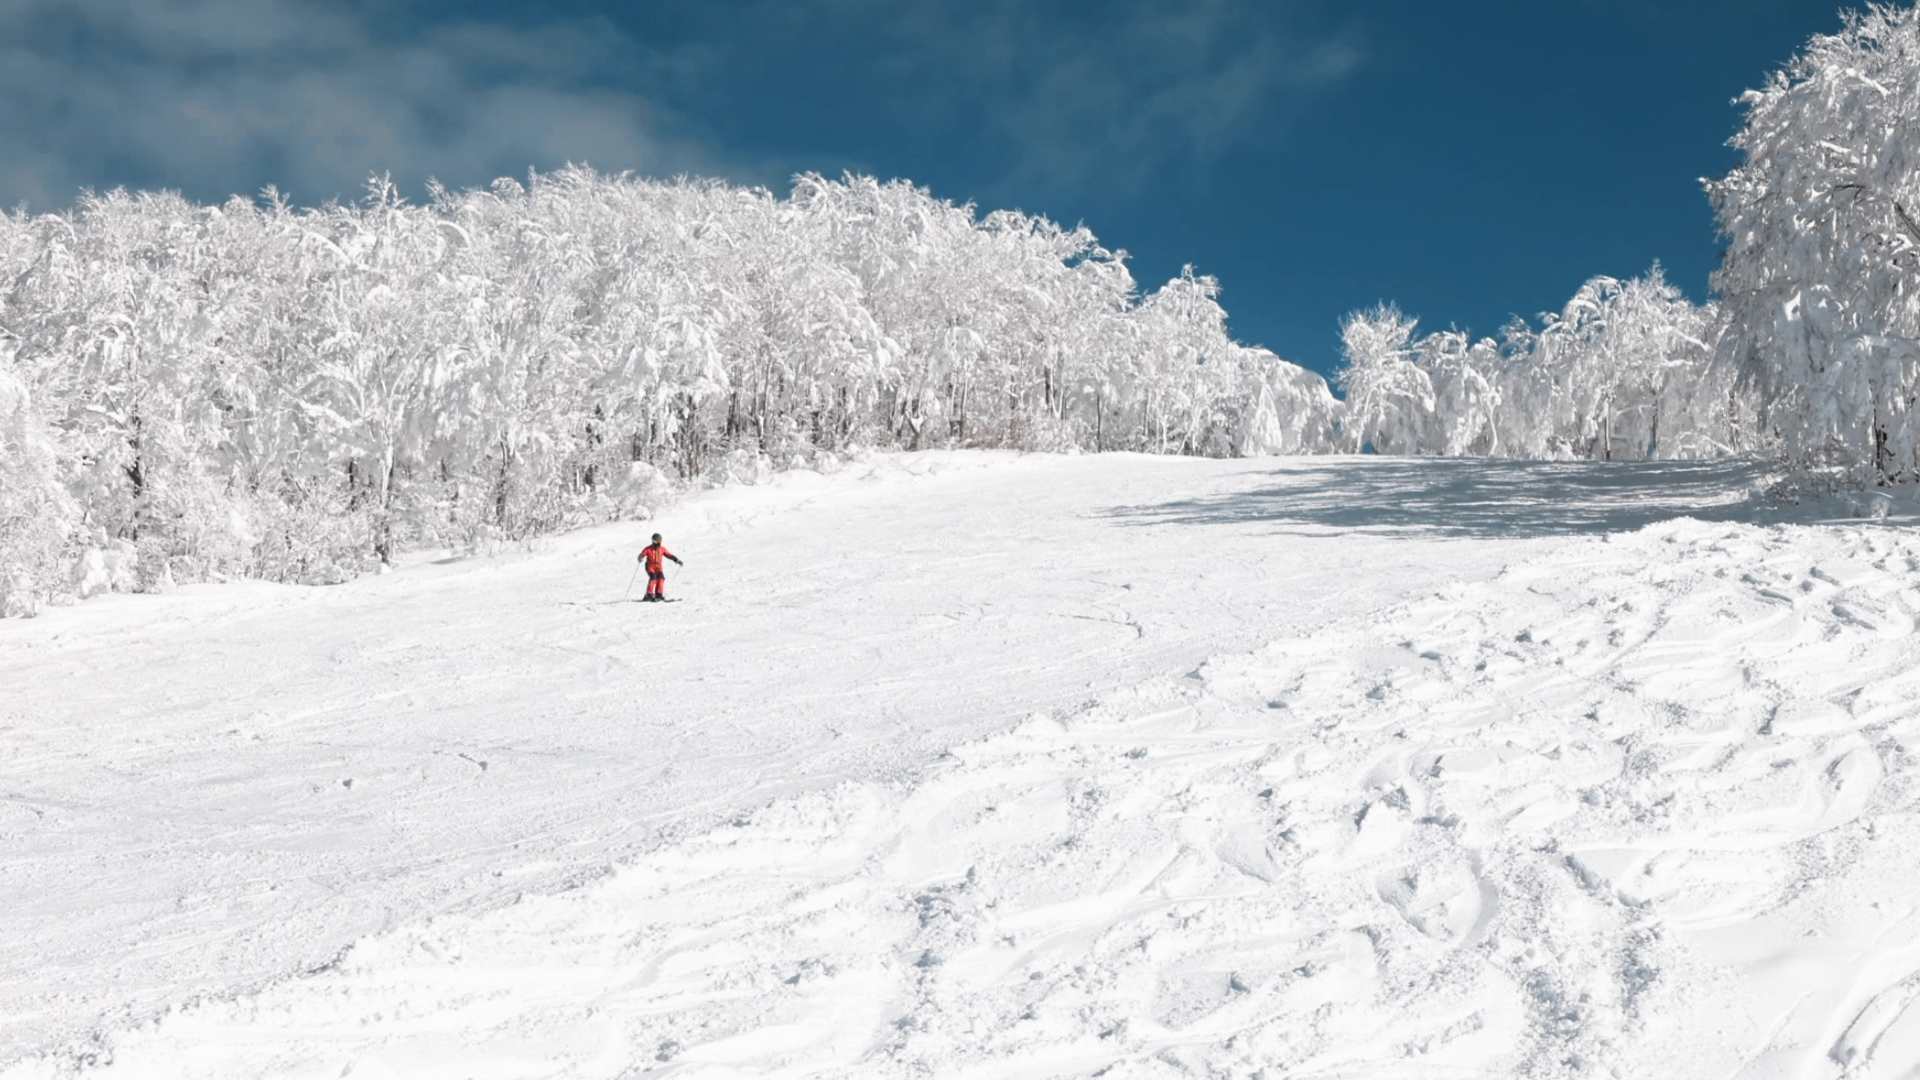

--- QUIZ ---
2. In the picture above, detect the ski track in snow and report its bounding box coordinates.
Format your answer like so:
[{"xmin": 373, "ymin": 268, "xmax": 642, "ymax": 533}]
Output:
[{"xmin": 11, "ymin": 452, "xmax": 1899, "ymax": 1078}]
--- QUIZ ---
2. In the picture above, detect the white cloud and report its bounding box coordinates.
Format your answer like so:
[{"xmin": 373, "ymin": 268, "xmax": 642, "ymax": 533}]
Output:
[
  {"xmin": 0, "ymin": 0, "xmax": 731, "ymax": 209},
  {"xmin": 0, "ymin": 0, "xmax": 1362, "ymax": 210},
  {"xmin": 800, "ymin": 0, "xmax": 1363, "ymax": 195}
]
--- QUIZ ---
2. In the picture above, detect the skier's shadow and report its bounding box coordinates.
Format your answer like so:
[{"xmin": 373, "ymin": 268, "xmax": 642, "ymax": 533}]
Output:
[{"xmin": 1106, "ymin": 456, "xmax": 1791, "ymax": 539}]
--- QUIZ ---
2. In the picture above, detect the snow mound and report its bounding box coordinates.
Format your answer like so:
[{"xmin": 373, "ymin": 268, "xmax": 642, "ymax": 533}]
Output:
[{"xmin": 31, "ymin": 516, "xmax": 1920, "ymax": 1079}]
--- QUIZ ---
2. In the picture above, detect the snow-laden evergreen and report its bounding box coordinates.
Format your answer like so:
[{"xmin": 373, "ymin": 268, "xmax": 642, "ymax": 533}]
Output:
[{"xmin": 0, "ymin": 170, "xmax": 1339, "ymax": 605}]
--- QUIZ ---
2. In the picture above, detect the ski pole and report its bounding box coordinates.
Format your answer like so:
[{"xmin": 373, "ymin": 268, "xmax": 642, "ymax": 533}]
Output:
[{"xmin": 623, "ymin": 563, "xmax": 640, "ymax": 601}]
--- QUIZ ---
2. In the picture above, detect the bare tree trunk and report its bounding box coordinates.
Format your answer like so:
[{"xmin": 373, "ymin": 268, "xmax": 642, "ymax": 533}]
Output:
[{"xmin": 124, "ymin": 410, "xmax": 146, "ymax": 540}]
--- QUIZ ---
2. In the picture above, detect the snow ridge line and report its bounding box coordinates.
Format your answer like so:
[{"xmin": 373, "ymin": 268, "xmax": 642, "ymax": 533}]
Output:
[{"xmin": 18, "ymin": 516, "xmax": 1920, "ymax": 1079}]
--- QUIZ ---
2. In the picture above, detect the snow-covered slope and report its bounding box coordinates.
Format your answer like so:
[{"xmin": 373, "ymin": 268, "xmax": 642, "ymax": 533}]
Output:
[{"xmin": 12, "ymin": 452, "xmax": 1895, "ymax": 1079}]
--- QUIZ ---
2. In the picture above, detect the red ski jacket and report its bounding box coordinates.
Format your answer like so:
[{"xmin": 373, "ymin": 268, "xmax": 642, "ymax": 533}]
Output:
[{"xmin": 641, "ymin": 543, "xmax": 678, "ymax": 573}]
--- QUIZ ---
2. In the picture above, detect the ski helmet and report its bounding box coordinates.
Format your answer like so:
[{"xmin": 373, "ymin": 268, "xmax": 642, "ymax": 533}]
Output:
[{"xmin": 652, "ymin": 533, "xmax": 662, "ymax": 542}]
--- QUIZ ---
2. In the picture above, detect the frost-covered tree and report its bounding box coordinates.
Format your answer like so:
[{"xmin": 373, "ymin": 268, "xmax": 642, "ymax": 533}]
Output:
[
  {"xmin": 1254, "ymin": 350, "xmax": 1349, "ymax": 454},
  {"xmin": 1417, "ymin": 329, "xmax": 1501, "ymax": 456},
  {"xmin": 1709, "ymin": 3, "xmax": 1920, "ymax": 481},
  {"xmin": 1337, "ymin": 304, "xmax": 1436, "ymax": 454},
  {"xmin": 0, "ymin": 362, "xmax": 74, "ymax": 616}
]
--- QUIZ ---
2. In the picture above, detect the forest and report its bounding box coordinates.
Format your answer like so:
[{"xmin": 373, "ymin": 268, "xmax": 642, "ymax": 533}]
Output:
[{"xmin": 4, "ymin": 4, "xmax": 1920, "ymax": 614}]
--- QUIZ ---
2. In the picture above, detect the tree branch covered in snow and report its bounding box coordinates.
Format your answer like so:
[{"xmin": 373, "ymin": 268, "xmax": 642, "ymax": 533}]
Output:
[{"xmin": 0, "ymin": 169, "xmax": 1341, "ymax": 608}]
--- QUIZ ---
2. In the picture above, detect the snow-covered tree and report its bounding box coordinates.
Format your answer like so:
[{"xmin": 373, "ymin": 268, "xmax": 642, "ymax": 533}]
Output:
[
  {"xmin": 0, "ymin": 362, "xmax": 74, "ymax": 615},
  {"xmin": 1337, "ymin": 304, "xmax": 1436, "ymax": 454},
  {"xmin": 1708, "ymin": 3, "xmax": 1920, "ymax": 482}
]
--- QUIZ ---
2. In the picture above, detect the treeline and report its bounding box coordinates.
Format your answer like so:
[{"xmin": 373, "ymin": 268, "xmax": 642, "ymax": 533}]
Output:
[
  {"xmin": 0, "ymin": 170, "xmax": 1342, "ymax": 612},
  {"xmin": 1337, "ymin": 268, "xmax": 1741, "ymax": 461}
]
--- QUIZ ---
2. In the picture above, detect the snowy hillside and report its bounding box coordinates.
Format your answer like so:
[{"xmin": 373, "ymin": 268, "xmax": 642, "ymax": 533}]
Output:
[{"xmin": 7, "ymin": 451, "xmax": 1919, "ymax": 1079}]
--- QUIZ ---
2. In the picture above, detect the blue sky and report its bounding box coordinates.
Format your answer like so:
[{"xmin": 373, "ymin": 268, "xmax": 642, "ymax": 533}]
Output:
[{"xmin": 0, "ymin": 0, "xmax": 1851, "ymax": 375}]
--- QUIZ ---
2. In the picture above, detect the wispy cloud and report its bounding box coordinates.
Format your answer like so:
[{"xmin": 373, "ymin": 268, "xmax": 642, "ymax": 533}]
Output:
[
  {"xmin": 791, "ymin": 0, "xmax": 1363, "ymax": 196},
  {"xmin": 0, "ymin": 0, "xmax": 1362, "ymax": 211},
  {"xmin": 0, "ymin": 0, "xmax": 730, "ymax": 209}
]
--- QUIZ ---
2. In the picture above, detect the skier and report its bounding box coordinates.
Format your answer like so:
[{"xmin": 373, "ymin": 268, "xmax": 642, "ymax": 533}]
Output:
[{"xmin": 637, "ymin": 533, "xmax": 683, "ymax": 602}]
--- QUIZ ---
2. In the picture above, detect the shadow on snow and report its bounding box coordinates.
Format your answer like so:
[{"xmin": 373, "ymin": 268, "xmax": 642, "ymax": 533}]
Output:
[{"xmin": 1106, "ymin": 456, "xmax": 1799, "ymax": 540}]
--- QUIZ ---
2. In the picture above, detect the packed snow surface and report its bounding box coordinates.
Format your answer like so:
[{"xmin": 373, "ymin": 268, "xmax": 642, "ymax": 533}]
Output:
[{"xmin": 9, "ymin": 452, "xmax": 1916, "ymax": 1078}]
